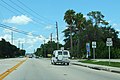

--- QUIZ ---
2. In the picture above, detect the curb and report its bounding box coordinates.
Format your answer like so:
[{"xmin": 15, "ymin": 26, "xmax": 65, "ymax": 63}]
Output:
[{"xmin": 71, "ymin": 63, "xmax": 120, "ymax": 74}]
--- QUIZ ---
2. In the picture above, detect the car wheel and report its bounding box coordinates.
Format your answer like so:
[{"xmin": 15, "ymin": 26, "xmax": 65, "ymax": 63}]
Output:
[
  {"xmin": 63, "ymin": 63, "xmax": 65, "ymax": 65},
  {"xmin": 51, "ymin": 60, "xmax": 53, "ymax": 64},
  {"xmin": 67, "ymin": 63, "xmax": 69, "ymax": 65}
]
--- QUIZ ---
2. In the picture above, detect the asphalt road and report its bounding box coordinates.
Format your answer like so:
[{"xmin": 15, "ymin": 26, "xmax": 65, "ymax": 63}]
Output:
[{"xmin": 3, "ymin": 58, "xmax": 120, "ymax": 80}]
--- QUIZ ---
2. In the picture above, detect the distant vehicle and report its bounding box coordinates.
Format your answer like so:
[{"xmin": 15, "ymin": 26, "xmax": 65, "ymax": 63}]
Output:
[
  {"xmin": 51, "ymin": 50, "xmax": 70, "ymax": 65},
  {"xmin": 19, "ymin": 56, "xmax": 24, "ymax": 58},
  {"xmin": 35, "ymin": 56, "xmax": 39, "ymax": 58}
]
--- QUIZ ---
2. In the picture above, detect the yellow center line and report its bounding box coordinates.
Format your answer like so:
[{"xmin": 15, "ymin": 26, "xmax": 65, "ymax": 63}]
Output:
[{"xmin": 0, "ymin": 58, "xmax": 27, "ymax": 80}]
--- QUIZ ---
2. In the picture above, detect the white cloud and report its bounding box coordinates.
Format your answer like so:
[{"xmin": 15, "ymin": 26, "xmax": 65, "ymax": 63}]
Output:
[
  {"xmin": 3, "ymin": 27, "xmax": 17, "ymax": 34},
  {"xmin": 27, "ymin": 45, "xmax": 34, "ymax": 50},
  {"xmin": 3, "ymin": 29, "xmax": 11, "ymax": 34},
  {"xmin": 84, "ymin": 15, "xmax": 89, "ymax": 20},
  {"xmin": 45, "ymin": 25, "xmax": 53, "ymax": 29},
  {"xmin": 113, "ymin": 23, "xmax": 118, "ymax": 27},
  {"xmin": 0, "ymin": 30, "xmax": 46, "ymax": 51},
  {"xmin": 0, "ymin": 34, "xmax": 11, "ymax": 41},
  {"xmin": 112, "ymin": 23, "xmax": 120, "ymax": 28},
  {"xmin": 3, "ymin": 15, "xmax": 32, "ymax": 25}
]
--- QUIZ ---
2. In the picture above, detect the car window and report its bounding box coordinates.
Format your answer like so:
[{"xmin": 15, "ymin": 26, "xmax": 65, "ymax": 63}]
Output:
[
  {"xmin": 58, "ymin": 51, "xmax": 62, "ymax": 55},
  {"xmin": 63, "ymin": 51, "xmax": 68, "ymax": 55}
]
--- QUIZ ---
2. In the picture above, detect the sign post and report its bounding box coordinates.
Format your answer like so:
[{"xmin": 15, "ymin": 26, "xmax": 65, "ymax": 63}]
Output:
[
  {"xmin": 92, "ymin": 41, "xmax": 96, "ymax": 59},
  {"xmin": 106, "ymin": 38, "xmax": 113, "ymax": 65}
]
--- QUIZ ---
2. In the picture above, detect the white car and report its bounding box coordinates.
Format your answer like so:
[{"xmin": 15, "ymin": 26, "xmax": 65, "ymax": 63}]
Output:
[{"xmin": 51, "ymin": 50, "xmax": 70, "ymax": 65}]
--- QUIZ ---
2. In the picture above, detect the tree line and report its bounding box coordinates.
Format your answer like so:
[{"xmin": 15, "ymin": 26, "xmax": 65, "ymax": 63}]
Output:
[
  {"xmin": 35, "ymin": 41, "xmax": 63, "ymax": 57},
  {"xmin": 0, "ymin": 38, "xmax": 25, "ymax": 58},
  {"xmin": 63, "ymin": 9, "xmax": 120, "ymax": 59}
]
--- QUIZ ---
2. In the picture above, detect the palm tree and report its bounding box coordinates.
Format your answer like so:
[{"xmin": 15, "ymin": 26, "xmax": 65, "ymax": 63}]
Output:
[
  {"xmin": 74, "ymin": 13, "xmax": 86, "ymax": 58},
  {"xmin": 64, "ymin": 9, "xmax": 75, "ymax": 54}
]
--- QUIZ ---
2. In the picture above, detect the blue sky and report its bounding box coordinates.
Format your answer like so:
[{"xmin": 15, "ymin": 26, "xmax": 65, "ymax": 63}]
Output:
[{"xmin": 0, "ymin": 0, "xmax": 120, "ymax": 53}]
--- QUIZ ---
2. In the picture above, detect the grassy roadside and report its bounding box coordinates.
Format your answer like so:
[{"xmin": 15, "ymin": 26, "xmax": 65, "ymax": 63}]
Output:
[{"xmin": 79, "ymin": 60, "xmax": 120, "ymax": 68}]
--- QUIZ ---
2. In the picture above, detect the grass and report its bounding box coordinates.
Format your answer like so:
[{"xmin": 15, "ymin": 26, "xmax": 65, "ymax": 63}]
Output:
[{"xmin": 79, "ymin": 60, "xmax": 120, "ymax": 68}]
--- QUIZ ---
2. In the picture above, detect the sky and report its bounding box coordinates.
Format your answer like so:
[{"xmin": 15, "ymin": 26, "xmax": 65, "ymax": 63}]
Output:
[{"xmin": 0, "ymin": 0, "xmax": 120, "ymax": 53}]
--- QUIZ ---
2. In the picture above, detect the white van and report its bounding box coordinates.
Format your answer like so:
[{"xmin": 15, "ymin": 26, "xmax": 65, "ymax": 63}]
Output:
[{"xmin": 51, "ymin": 50, "xmax": 70, "ymax": 65}]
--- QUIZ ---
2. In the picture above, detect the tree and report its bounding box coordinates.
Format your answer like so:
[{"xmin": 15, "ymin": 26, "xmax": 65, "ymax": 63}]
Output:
[
  {"xmin": 74, "ymin": 13, "xmax": 86, "ymax": 58},
  {"xmin": 87, "ymin": 11, "xmax": 108, "ymax": 27},
  {"xmin": 64, "ymin": 9, "xmax": 76, "ymax": 55},
  {"xmin": 0, "ymin": 38, "xmax": 26, "ymax": 58},
  {"xmin": 35, "ymin": 41, "xmax": 63, "ymax": 58}
]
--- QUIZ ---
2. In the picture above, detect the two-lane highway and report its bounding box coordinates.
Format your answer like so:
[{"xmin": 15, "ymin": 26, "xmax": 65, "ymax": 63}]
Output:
[{"xmin": 2, "ymin": 58, "xmax": 120, "ymax": 80}]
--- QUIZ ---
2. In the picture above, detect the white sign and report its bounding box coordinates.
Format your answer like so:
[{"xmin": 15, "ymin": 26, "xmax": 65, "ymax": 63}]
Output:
[
  {"xmin": 107, "ymin": 38, "xmax": 112, "ymax": 41},
  {"xmin": 106, "ymin": 38, "xmax": 113, "ymax": 46},
  {"xmin": 106, "ymin": 41, "xmax": 113, "ymax": 46},
  {"xmin": 61, "ymin": 47, "xmax": 64, "ymax": 50},
  {"xmin": 92, "ymin": 41, "xmax": 96, "ymax": 48}
]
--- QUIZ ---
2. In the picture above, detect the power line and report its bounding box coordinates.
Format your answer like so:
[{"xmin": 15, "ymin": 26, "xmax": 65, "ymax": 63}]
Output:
[
  {"xmin": 0, "ymin": 2, "xmax": 46, "ymax": 28},
  {"xmin": 17, "ymin": 0, "xmax": 54, "ymax": 24},
  {"xmin": 0, "ymin": 3, "xmax": 17, "ymax": 14},
  {"xmin": 0, "ymin": 23, "xmax": 41, "ymax": 38},
  {"xmin": 9, "ymin": 0, "xmax": 44, "ymax": 24},
  {"xmin": 1, "ymin": 0, "xmax": 47, "ymax": 26},
  {"xmin": 1, "ymin": 0, "xmax": 23, "ymax": 14}
]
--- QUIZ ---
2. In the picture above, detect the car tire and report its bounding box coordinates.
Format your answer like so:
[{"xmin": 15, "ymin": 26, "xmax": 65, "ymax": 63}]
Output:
[
  {"xmin": 51, "ymin": 62, "xmax": 53, "ymax": 65},
  {"xmin": 67, "ymin": 63, "xmax": 69, "ymax": 65}
]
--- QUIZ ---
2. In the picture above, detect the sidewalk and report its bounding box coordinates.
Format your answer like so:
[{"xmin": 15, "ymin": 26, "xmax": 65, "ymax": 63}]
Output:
[{"xmin": 71, "ymin": 60, "xmax": 120, "ymax": 74}]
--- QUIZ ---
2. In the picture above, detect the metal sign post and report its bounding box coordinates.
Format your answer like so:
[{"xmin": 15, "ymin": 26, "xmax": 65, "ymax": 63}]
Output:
[
  {"xmin": 109, "ymin": 46, "xmax": 110, "ymax": 65},
  {"xmin": 106, "ymin": 38, "xmax": 113, "ymax": 65},
  {"xmin": 92, "ymin": 41, "xmax": 96, "ymax": 59}
]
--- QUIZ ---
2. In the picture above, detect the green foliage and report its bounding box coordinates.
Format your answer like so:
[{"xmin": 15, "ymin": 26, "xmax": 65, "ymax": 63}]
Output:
[
  {"xmin": 79, "ymin": 60, "xmax": 120, "ymax": 68},
  {"xmin": 35, "ymin": 41, "xmax": 63, "ymax": 58},
  {"xmin": 0, "ymin": 38, "xmax": 25, "ymax": 58},
  {"xmin": 63, "ymin": 10, "xmax": 120, "ymax": 59}
]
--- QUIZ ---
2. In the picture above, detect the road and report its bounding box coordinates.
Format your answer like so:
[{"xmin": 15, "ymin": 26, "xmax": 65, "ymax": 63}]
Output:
[{"xmin": 2, "ymin": 58, "xmax": 120, "ymax": 80}]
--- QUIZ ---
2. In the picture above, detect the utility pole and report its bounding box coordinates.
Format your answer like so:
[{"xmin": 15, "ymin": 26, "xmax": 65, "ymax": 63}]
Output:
[
  {"xmin": 18, "ymin": 40, "xmax": 20, "ymax": 49},
  {"xmin": 43, "ymin": 40, "xmax": 46, "ymax": 57},
  {"xmin": 50, "ymin": 33, "xmax": 53, "ymax": 57},
  {"xmin": 34, "ymin": 49, "xmax": 35, "ymax": 54},
  {"xmin": 51, "ymin": 33, "xmax": 53, "ymax": 48},
  {"xmin": 56, "ymin": 22, "xmax": 59, "ymax": 49},
  {"xmin": 22, "ymin": 43, "xmax": 23, "ymax": 50},
  {"xmin": 11, "ymin": 31, "xmax": 13, "ymax": 44}
]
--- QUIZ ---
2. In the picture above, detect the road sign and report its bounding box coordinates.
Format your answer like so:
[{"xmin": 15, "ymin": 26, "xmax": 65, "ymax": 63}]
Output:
[
  {"xmin": 106, "ymin": 38, "xmax": 113, "ymax": 65},
  {"xmin": 92, "ymin": 41, "xmax": 96, "ymax": 48},
  {"xmin": 107, "ymin": 38, "xmax": 112, "ymax": 41},
  {"xmin": 106, "ymin": 38, "xmax": 113, "ymax": 46},
  {"xmin": 92, "ymin": 41, "xmax": 96, "ymax": 59},
  {"xmin": 86, "ymin": 43, "xmax": 90, "ymax": 52},
  {"xmin": 106, "ymin": 41, "xmax": 113, "ymax": 46},
  {"xmin": 61, "ymin": 47, "xmax": 64, "ymax": 50}
]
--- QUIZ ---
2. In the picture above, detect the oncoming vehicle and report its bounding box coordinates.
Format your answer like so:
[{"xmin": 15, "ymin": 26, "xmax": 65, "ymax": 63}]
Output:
[{"xmin": 51, "ymin": 50, "xmax": 70, "ymax": 65}]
